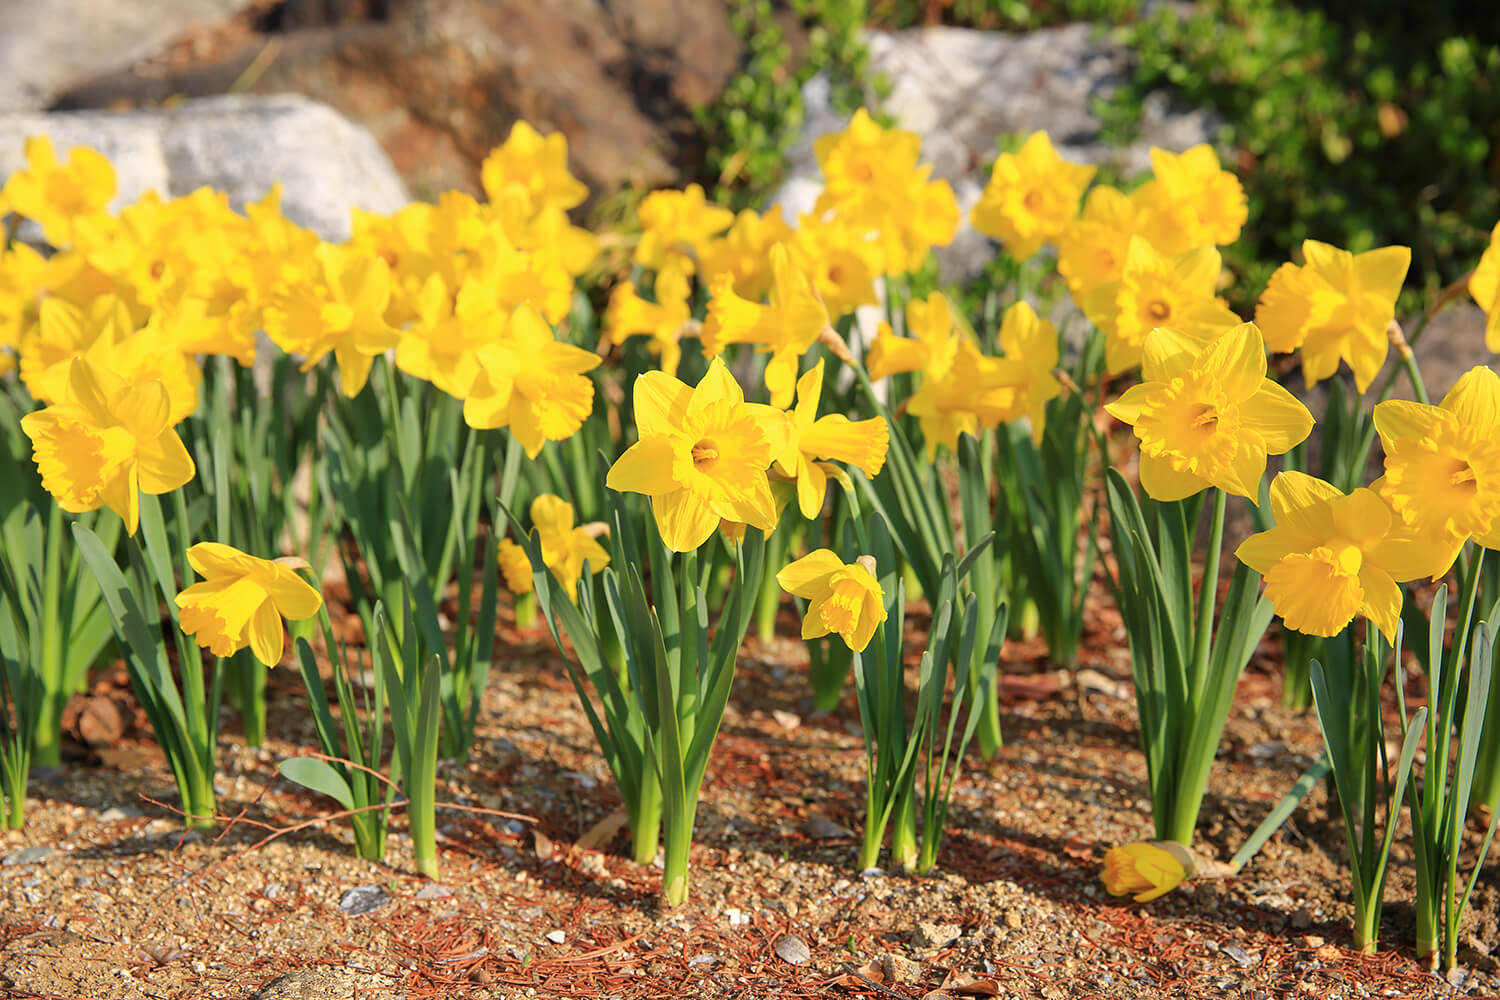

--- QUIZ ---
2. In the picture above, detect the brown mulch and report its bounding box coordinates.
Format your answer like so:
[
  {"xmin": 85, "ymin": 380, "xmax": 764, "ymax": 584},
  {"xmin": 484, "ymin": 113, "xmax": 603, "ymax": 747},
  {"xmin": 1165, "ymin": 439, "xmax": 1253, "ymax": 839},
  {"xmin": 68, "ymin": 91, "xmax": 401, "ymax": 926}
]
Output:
[{"xmin": 2, "ymin": 591, "xmax": 1493, "ymax": 1000}]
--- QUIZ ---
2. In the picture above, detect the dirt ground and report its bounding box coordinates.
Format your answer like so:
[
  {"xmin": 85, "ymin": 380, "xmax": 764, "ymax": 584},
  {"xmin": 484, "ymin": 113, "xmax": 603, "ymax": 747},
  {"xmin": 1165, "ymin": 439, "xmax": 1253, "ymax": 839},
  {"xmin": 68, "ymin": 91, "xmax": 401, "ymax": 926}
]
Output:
[{"xmin": 3, "ymin": 589, "xmax": 1497, "ymax": 1000}]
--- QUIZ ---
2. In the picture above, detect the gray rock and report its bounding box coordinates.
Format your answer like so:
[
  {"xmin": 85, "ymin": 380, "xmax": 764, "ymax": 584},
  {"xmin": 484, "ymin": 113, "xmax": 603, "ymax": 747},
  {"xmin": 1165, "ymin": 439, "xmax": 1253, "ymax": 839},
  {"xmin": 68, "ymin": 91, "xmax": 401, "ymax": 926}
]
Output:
[
  {"xmin": 414, "ymin": 883, "xmax": 453, "ymax": 900},
  {"xmin": 2, "ymin": 846, "xmax": 56, "ymax": 866},
  {"xmin": 0, "ymin": 95, "xmax": 409, "ymax": 241},
  {"xmin": 776, "ymin": 25, "xmax": 1217, "ymax": 285},
  {"xmin": 97, "ymin": 805, "xmax": 143, "ymax": 822},
  {"xmin": 911, "ymin": 921, "xmax": 962, "ymax": 949},
  {"xmin": 336, "ymin": 884, "xmax": 389, "ymax": 916},
  {"xmin": 774, "ymin": 932, "xmax": 812, "ymax": 966},
  {"xmin": 0, "ymin": 0, "xmax": 251, "ymax": 112}
]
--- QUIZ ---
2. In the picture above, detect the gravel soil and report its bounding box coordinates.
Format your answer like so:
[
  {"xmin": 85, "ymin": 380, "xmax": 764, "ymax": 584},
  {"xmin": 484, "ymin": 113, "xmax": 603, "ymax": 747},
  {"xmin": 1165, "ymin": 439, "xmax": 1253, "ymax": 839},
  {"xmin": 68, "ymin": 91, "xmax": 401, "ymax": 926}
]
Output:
[{"xmin": 3, "ymin": 590, "xmax": 1497, "ymax": 1000}]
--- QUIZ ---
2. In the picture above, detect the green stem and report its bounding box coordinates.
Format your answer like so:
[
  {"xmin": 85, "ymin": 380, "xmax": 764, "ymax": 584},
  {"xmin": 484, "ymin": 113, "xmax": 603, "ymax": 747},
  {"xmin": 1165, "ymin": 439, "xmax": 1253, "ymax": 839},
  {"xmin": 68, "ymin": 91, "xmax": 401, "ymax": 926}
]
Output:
[
  {"xmin": 234, "ymin": 654, "xmax": 267, "ymax": 748},
  {"xmin": 890, "ymin": 783, "xmax": 918, "ymax": 872},
  {"xmin": 661, "ymin": 793, "xmax": 694, "ymax": 906},
  {"xmin": 975, "ymin": 674, "xmax": 1004, "ymax": 758},
  {"xmin": 512, "ymin": 590, "xmax": 538, "ymax": 629},
  {"xmin": 1189, "ymin": 489, "xmax": 1227, "ymax": 697},
  {"xmin": 629, "ymin": 768, "xmax": 663, "ymax": 867},
  {"xmin": 857, "ymin": 778, "xmax": 885, "ymax": 871}
]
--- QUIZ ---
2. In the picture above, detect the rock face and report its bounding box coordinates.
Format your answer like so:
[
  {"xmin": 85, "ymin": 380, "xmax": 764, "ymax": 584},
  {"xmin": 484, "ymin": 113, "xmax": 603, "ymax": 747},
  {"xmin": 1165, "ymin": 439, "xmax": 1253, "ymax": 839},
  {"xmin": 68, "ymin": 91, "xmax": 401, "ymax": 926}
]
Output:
[
  {"xmin": 0, "ymin": 95, "xmax": 409, "ymax": 241},
  {"xmin": 49, "ymin": 0, "xmax": 743, "ymax": 202},
  {"xmin": 776, "ymin": 25, "xmax": 1218, "ymax": 283},
  {"xmin": 0, "ymin": 0, "xmax": 252, "ymax": 112}
]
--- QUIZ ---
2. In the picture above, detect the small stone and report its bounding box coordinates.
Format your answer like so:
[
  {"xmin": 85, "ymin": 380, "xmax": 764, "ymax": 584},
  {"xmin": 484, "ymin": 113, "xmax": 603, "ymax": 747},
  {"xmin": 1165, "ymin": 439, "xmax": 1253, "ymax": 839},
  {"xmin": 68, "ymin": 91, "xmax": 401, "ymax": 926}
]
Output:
[
  {"xmin": 912, "ymin": 922, "xmax": 962, "ymax": 949},
  {"xmin": 775, "ymin": 933, "xmax": 811, "ymax": 966},
  {"xmin": 1290, "ymin": 906, "xmax": 1312, "ymax": 930},
  {"xmin": 415, "ymin": 884, "xmax": 452, "ymax": 900},
  {"xmin": 802, "ymin": 813, "xmax": 854, "ymax": 840},
  {"xmin": 336, "ymin": 885, "xmax": 388, "ymax": 916},
  {"xmin": 881, "ymin": 953, "xmax": 922, "ymax": 984},
  {"xmin": 263, "ymin": 883, "xmax": 283, "ymax": 899},
  {"xmin": 688, "ymin": 953, "xmax": 718, "ymax": 967},
  {"xmin": 724, "ymin": 907, "xmax": 750, "ymax": 927},
  {"xmin": 1224, "ymin": 944, "xmax": 1256, "ymax": 968},
  {"xmin": 98, "ymin": 805, "xmax": 141, "ymax": 822},
  {"xmin": 3, "ymin": 846, "xmax": 54, "ymax": 866},
  {"xmin": 545, "ymin": 930, "xmax": 566, "ymax": 944},
  {"xmin": 580, "ymin": 853, "xmax": 608, "ymax": 878},
  {"xmin": 771, "ymin": 710, "xmax": 802, "ymax": 731},
  {"xmin": 1003, "ymin": 909, "xmax": 1023, "ymax": 930}
]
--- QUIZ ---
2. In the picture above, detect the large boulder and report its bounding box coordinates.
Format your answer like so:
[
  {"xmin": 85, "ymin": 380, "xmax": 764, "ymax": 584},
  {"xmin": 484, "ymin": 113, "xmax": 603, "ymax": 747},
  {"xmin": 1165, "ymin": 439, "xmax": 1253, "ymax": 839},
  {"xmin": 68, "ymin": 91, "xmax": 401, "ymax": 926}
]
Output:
[
  {"xmin": 48, "ymin": 0, "xmax": 743, "ymax": 202},
  {"xmin": 0, "ymin": 95, "xmax": 410, "ymax": 241},
  {"xmin": 0, "ymin": 0, "xmax": 253, "ymax": 112}
]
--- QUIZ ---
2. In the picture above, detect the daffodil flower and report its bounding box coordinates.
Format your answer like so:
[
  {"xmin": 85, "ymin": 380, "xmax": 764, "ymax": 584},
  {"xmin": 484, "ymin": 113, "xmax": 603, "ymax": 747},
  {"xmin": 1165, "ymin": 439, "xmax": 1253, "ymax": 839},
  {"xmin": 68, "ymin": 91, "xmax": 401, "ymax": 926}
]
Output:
[
  {"xmin": 1104, "ymin": 323, "xmax": 1314, "ymax": 502},
  {"xmin": 774, "ymin": 360, "xmax": 889, "ymax": 518},
  {"xmin": 701, "ymin": 243, "xmax": 828, "ymax": 409},
  {"xmin": 1235, "ymin": 472, "xmax": 1456, "ymax": 640},
  {"xmin": 970, "ymin": 131, "xmax": 1096, "ymax": 260},
  {"xmin": 865, "ymin": 292, "xmax": 962, "ymax": 382},
  {"xmin": 462, "ymin": 303, "xmax": 601, "ymax": 458},
  {"xmin": 777, "ymin": 550, "xmax": 887, "ymax": 652},
  {"xmin": 1468, "ymin": 221, "xmax": 1500, "ymax": 354},
  {"xmin": 606, "ymin": 358, "xmax": 786, "ymax": 552},
  {"xmin": 605, "ymin": 268, "xmax": 694, "ymax": 377},
  {"xmin": 1057, "ymin": 185, "xmax": 1147, "ymax": 297},
  {"xmin": 1, "ymin": 135, "xmax": 116, "ymax": 247},
  {"xmin": 1101, "ymin": 842, "xmax": 1192, "ymax": 902},
  {"xmin": 480, "ymin": 121, "xmax": 588, "ymax": 217},
  {"xmin": 1083, "ymin": 237, "xmax": 1240, "ymax": 375},
  {"xmin": 528, "ymin": 494, "xmax": 610, "ymax": 601},
  {"xmin": 20, "ymin": 357, "xmax": 196, "ymax": 535},
  {"xmin": 1135, "ymin": 144, "xmax": 1247, "ymax": 250},
  {"xmin": 1254, "ymin": 240, "xmax": 1410, "ymax": 393},
  {"xmin": 175, "ymin": 543, "xmax": 323, "ymax": 667},
  {"xmin": 1375, "ymin": 365, "xmax": 1500, "ymax": 550}
]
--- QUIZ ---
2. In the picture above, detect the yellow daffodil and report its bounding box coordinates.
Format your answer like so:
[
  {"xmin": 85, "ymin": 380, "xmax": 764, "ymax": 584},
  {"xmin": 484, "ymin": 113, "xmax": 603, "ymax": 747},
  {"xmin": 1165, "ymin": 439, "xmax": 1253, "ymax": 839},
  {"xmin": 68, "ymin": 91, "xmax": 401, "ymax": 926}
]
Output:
[
  {"xmin": 1254, "ymin": 240, "xmax": 1410, "ymax": 393},
  {"xmin": 19, "ymin": 295, "xmax": 135, "ymax": 404},
  {"xmin": 523, "ymin": 494, "xmax": 610, "ymax": 601},
  {"xmin": 1134, "ymin": 145, "xmax": 1247, "ymax": 251},
  {"xmin": 174, "ymin": 543, "xmax": 323, "ymax": 666},
  {"xmin": 263, "ymin": 243, "xmax": 402, "ymax": 397},
  {"xmin": 1235, "ymin": 472, "xmax": 1456, "ymax": 640},
  {"xmin": 774, "ymin": 360, "xmax": 889, "ymax": 518},
  {"xmin": 985, "ymin": 301, "xmax": 1063, "ymax": 443},
  {"xmin": 905, "ymin": 340, "xmax": 1028, "ymax": 459},
  {"xmin": 786, "ymin": 214, "xmax": 881, "ymax": 319},
  {"xmin": 699, "ymin": 205, "xmax": 796, "ymax": 300},
  {"xmin": 1101, "ymin": 842, "xmax": 1192, "ymax": 902},
  {"xmin": 634, "ymin": 183, "xmax": 735, "ymax": 281},
  {"xmin": 605, "ymin": 267, "xmax": 694, "ymax": 376},
  {"xmin": 1375, "ymin": 365, "xmax": 1500, "ymax": 549},
  {"xmin": 970, "ymin": 131, "xmax": 1095, "ymax": 260},
  {"xmin": 701, "ymin": 244, "xmax": 829, "ymax": 409},
  {"xmin": 1467, "ymin": 221, "xmax": 1500, "ymax": 354},
  {"xmin": 605, "ymin": 358, "xmax": 786, "ymax": 552},
  {"xmin": 1105, "ymin": 323, "xmax": 1314, "ymax": 502},
  {"xmin": 463, "ymin": 303, "xmax": 601, "ymax": 458},
  {"xmin": 1084, "ymin": 237, "xmax": 1240, "ymax": 375},
  {"xmin": 395, "ymin": 272, "xmax": 505, "ymax": 398},
  {"xmin": 777, "ymin": 550, "xmax": 887, "ymax": 652},
  {"xmin": 480, "ymin": 121, "xmax": 588, "ymax": 218},
  {"xmin": 1057, "ymin": 185, "xmax": 1147, "ymax": 297},
  {"xmin": 865, "ymin": 292, "xmax": 962, "ymax": 381},
  {"xmin": 1, "ymin": 135, "xmax": 116, "ymax": 247},
  {"xmin": 20, "ymin": 357, "xmax": 196, "ymax": 535},
  {"xmin": 497, "ymin": 539, "xmax": 535, "ymax": 596}
]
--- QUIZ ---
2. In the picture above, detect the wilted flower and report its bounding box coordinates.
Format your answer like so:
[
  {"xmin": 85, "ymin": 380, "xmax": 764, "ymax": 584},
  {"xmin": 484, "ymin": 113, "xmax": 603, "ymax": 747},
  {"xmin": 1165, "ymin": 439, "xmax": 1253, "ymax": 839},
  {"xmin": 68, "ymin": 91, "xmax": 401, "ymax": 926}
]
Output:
[
  {"xmin": 175, "ymin": 543, "xmax": 323, "ymax": 667},
  {"xmin": 1104, "ymin": 323, "xmax": 1313, "ymax": 502},
  {"xmin": 1101, "ymin": 842, "xmax": 1192, "ymax": 902},
  {"xmin": 1254, "ymin": 240, "xmax": 1410, "ymax": 393},
  {"xmin": 777, "ymin": 550, "xmax": 887, "ymax": 652},
  {"xmin": 970, "ymin": 131, "xmax": 1095, "ymax": 260}
]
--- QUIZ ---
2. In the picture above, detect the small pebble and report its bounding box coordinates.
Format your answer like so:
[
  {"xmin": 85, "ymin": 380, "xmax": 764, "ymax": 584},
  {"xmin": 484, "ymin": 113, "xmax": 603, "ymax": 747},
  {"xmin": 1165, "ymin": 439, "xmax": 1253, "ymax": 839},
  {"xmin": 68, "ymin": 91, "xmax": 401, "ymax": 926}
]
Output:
[
  {"xmin": 775, "ymin": 933, "xmax": 811, "ymax": 966},
  {"xmin": 1224, "ymin": 944, "xmax": 1256, "ymax": 968},
  {"xmin": 912, "ymin": 922, "xmax": 961, "ymax": 949},
  {"xmin": 337, "ymin": 885, "xmax": 389, "ymax": 916},
  {"xmin": 802, "ymin": 813, "xmax": 854, "ymax": 840},
  {"xmin": 3, "ymin": 846, "xmax": 55, "ymax": 866},
  {"xmin": 98, "ymin": 806, "xmax": 142, "ymax": 822},
  {"xmin": 415, "ymin": 884, "xmax": 453, "ymax": 900},
  {"xmin": 546, "ymin": 930, "xmax": 566, "ymax": 944}
]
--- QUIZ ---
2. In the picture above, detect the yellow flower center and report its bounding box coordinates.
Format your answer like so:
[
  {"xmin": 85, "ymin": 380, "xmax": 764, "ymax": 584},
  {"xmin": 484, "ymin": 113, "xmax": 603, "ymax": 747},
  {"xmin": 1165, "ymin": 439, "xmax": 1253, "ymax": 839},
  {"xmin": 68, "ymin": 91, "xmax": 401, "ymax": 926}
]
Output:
[
  {"xmin": 1135, "ymin": 374, "xmax": 1244, "ymax": 482},
  {"xmin": 1023, "ymin": 190, "xmax": 1043, "ymax": 210},
  {"xmin": 1147, "ymin": 299, "xmax": 1172, "ymax": 321},
  {"xmin": 1383, "ymin": 416, "xmax": 1500, "ymax": 537}
]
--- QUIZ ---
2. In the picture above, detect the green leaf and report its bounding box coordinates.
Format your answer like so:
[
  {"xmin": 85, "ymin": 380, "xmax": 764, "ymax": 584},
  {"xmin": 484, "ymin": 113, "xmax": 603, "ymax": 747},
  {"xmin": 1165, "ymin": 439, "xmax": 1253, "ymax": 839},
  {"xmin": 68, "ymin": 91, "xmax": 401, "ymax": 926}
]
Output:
[{"xmin": 279, "ymin": 758, "xmax": 356, "ymax": 812}]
